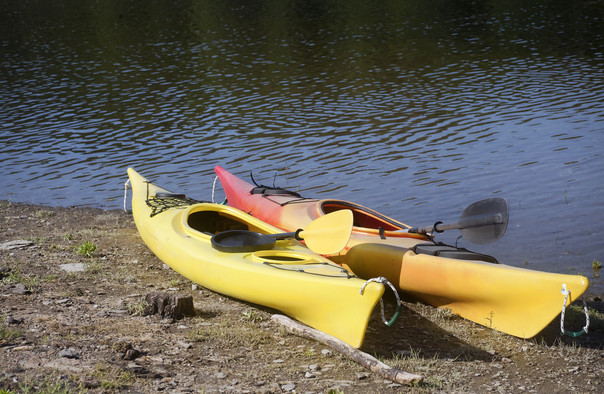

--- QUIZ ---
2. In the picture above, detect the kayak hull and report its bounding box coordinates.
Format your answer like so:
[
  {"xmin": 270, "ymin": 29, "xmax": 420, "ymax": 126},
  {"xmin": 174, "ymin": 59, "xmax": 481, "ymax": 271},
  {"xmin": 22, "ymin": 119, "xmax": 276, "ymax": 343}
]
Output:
[
  {"xmin": 215, "ymin": 166, "xmax": 590, "ymax": 338},
  {"xmin": 128, "ymin": 168, "xmax": 384, "ymax": 348}
]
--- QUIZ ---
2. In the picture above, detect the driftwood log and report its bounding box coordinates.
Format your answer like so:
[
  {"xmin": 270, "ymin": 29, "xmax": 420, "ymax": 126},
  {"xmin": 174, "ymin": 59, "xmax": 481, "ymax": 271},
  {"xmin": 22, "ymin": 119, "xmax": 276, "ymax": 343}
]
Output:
[
  {"xmin": 271, "ymin": 314, "xmax": 422, "ymax": 385},
  {"xmin": 143, "ymin": 292, "xmax": 195, "ymax": 321}
]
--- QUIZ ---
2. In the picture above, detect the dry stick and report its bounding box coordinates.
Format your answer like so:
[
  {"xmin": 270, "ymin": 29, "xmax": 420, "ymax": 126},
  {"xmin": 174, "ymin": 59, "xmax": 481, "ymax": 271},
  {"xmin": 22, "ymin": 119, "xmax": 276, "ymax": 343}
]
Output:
[{"xmin": 271, "ymin": 314, "xmax": 422, "ymax": 385}]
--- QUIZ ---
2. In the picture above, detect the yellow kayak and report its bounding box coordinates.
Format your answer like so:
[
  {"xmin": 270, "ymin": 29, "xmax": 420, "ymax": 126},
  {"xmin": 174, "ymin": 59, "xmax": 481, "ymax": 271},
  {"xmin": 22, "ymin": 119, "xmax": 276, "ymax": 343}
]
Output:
[
  {"xmin": 127, "ymin": 168, "xmax": 385, "ymax": 348},
  {"xmin": 215, "ymin": 166, "xmax": 590, "ymax": 338}
]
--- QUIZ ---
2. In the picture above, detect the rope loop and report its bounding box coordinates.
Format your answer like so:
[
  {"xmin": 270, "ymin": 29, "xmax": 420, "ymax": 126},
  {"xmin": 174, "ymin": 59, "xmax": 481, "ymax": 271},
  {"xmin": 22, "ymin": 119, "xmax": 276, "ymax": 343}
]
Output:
[
  {"xmin": 123, "ymin": 179, "xmax": 132, "ymax": 214},
  {"xmin": 560, "ymin": 284, "xmax": 589, "ymax": 337},
  {"xmin": 212, "ymin": 176, "xmax": 228, "ymax": 205},
  {"xmin": 360, "ymin": 276, "xmax": 402, "ymax": 326},
  {"xmin": 211, "ymin": 176, "xmax": 219, "ymax": 203}
]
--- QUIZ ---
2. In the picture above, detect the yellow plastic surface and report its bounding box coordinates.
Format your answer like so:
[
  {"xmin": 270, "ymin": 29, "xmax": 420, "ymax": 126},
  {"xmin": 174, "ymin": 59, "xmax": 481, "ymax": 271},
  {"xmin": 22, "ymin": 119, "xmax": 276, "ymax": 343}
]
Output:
[
  {"xmin": 127, "ymin": 168, "xmax": 384, "ymax": 348},
  {"xmin": 339, "ymin": 242, "xmax": 589, "ymax": 338}
]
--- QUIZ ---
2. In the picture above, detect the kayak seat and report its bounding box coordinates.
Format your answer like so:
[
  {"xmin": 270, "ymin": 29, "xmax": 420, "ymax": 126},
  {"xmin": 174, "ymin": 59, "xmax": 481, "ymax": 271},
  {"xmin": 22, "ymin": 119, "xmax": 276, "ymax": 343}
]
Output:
[
  {"xmin": 251, "ymin": 186, "xmax": 302, "ymax": 198},
  {"xmin": 322, "ymin": 201, "xmax": 401, "ymax": 231},
  {"xmin": 188, "ymin": 211, "xmax": 249, "ymax": 235},
  {"xmin": 412, "ymin": 243, "xmax": 499, "ymax": 264}
]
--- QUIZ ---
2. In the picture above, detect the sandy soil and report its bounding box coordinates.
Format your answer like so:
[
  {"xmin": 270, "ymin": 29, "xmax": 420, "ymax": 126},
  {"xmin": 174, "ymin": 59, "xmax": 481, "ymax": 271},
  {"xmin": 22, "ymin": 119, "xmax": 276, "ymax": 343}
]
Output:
[{"xmin": 1, "ymin": 200, "xmax": 602, "ymax": 393}]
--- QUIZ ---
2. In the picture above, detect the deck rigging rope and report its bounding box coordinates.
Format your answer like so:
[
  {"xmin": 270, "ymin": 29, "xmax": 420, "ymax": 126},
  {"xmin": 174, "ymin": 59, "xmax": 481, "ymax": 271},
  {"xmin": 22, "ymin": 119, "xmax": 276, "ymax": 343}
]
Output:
[
  {"xmin": 360, "ymin": 277, "xmax": 402, "ymax": 327},
  {"xmin": 560, "ymin": 283, "xmax": 589, "ymax": 337},
  {"xmin": 212, "ymin": 176, "xmax": 228, "ymax": 205},
  {"xmin": 123, "ymin": 179, "xmax": 131, "ymax": 214}
]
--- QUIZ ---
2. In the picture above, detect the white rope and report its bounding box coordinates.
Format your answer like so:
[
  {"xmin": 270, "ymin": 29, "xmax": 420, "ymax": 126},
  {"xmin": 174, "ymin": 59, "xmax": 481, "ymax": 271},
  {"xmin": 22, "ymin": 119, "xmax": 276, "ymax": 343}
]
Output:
[
  {"xmin": 212, "ymin": 175, "xmax": 219, "ymax": 203},
  {"xmin": 560, "ymin": 283, "xmax": 589, "ymax": 336},
  {"xmin": 360, "ymin": 276, "xmax": 401, "ymax": 326},
  {"xmin": 123, "ymin": 179, "xmax": 131, "ymax": 213}
]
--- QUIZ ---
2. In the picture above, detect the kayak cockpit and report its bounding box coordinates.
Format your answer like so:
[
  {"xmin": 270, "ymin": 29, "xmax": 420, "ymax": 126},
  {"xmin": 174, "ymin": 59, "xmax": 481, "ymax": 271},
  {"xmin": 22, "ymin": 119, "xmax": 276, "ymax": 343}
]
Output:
[
  {"xmin": 321, "ymin": 200, "xmax": 408, "ymax": 231},
  {"xmin": 184, "ymin": 205, "xmax": 267, "ymax": 237},
  {"xmin": 188, "ymin": 210, "xmax": 248, "ymax": 234}
]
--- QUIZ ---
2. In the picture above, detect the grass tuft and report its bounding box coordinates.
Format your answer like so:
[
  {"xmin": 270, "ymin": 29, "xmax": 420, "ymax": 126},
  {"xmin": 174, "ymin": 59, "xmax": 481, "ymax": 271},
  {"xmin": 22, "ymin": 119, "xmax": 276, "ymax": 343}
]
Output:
[{"xmin": 76, "ymin": 241, "xmax": 97, "ymax": 258}]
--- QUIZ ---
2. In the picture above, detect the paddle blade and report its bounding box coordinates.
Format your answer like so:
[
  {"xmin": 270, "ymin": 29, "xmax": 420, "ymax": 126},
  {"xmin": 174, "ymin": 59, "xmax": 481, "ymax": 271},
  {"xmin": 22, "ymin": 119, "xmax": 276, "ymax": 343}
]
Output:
[
  {"xmin": 298, "ymin": 210, "xmax": 353, "ymax": 255},
  {"xmin": 460, "ymin": 197, "xmax": 509, "ymax": 244}
]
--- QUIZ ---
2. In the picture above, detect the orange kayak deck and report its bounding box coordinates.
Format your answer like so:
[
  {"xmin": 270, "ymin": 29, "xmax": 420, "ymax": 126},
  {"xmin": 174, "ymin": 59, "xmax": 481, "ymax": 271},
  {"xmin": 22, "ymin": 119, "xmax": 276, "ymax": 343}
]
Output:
[{"xmin": 215, "ymin": 166, "xmax": 589, "ymax": 338}]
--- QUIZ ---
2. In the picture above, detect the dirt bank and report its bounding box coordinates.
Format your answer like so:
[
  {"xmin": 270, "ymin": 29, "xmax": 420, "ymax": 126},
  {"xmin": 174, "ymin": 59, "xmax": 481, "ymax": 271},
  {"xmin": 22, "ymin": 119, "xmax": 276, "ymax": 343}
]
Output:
[{"xmin": 1, "ymin": 201, "xmax": 602, "ymax": 393}]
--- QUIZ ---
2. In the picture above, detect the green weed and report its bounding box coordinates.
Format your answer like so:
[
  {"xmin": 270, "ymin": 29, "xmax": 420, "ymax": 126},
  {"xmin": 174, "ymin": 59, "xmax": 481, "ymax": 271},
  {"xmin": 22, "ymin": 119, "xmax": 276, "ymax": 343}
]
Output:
[
  {"xmin": 241, "ymin": 310, "xmax": 263, "ymax": 323},
  {"xmin": 34, "ymin": 209, "xmax": 54, "ymax": 218},
  {"xmin": 168, "ymin": 278, "xmax": 181, "ymax": 287},
  {"xmin": 126, "ymin": 300, "xmax": 148, "ymax": 316},
  {"xmin": 2, "ymin": 271, "xmax": 39, "ymax": 289},
  {"xmin": 76, "ymin": 241, "xmax": 97, "ymax": 258},
  {"xmin": 84, "ymin": 261, "xmax": 102, "ymax": 274},
  {"xmin": 92, "ymin": 363, "xmax": 134, "ymax": 390},
  {"xmin": 593, "ymin": 260, "xmax": 601, "ymax": 278},
  {"xmin": 0, "ymin": 324, "xmax": 22, "ymax": 341}
]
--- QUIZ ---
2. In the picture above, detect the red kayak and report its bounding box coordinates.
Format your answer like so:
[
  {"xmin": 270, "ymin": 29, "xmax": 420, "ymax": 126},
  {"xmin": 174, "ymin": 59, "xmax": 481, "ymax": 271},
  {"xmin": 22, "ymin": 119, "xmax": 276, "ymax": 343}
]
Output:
[{"xmin": 214, "ymin": 166, "xmax": 590, "ymax": 339}]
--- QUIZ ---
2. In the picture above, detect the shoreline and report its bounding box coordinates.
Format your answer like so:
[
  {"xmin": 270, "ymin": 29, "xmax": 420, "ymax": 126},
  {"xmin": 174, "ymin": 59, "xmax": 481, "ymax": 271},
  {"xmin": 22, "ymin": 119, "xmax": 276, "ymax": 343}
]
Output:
[{"xmin": 1, "ymin": 200, "xmax": 602, "ymax": 392}]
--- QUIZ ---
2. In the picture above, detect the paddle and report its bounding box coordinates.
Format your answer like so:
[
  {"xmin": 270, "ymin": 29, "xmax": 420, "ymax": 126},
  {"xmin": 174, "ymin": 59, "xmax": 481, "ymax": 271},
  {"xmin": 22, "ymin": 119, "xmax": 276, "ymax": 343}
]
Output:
[
  {"xmin": 211, "ymin": 209, "xmax": 353, "ymax": 254},
  {"xmin": 407, "ymin": 197, "xmax": 509, "ymax": 244}
]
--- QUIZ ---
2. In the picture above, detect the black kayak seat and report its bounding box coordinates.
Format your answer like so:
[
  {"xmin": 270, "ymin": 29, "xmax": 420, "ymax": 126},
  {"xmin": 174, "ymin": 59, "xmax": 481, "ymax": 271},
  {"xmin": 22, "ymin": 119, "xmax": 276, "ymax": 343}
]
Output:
[
  {"xmin": 250, "ymin": 186, "xmax": 302, "ymax": 198},
  {"xmin": 412, "ymin": 243, "xmax": 499, "ymax": 264}
]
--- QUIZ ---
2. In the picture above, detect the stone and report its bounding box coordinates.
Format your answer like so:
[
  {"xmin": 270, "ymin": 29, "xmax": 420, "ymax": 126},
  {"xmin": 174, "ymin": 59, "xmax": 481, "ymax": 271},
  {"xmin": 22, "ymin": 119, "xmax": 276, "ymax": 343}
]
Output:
[
  {"xmin": 60, "ymin": 263, "xmax": 86, "ymax": 272},
  {"xmin": 0, "ymin": 240, "xmax": 34, "ymax": 250},
  {"xmin": 10, "ymin": 283, "xmax": 30, "ymax": 295},
  {"xmin": 321, "ymin": 348, "xmax": 332, "ymax": 356},
  {"xmin": 59, "ymin": 348, "xmax": 80, "ymax": 359},
  {"xmin": 124, "ymin": 348, "xmax": 141, "ymax": 360},
  {"xmin": 5, "ymin": 315, "xmax": 23, "ymax": 325}
]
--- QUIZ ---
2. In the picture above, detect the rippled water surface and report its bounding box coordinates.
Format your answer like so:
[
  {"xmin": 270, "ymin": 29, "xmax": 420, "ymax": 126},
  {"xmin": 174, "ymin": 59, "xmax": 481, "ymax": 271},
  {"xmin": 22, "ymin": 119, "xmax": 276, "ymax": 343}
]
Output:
[{"xmin": 1, "ymin": 0, "xmax": 603, "ymax": 294}]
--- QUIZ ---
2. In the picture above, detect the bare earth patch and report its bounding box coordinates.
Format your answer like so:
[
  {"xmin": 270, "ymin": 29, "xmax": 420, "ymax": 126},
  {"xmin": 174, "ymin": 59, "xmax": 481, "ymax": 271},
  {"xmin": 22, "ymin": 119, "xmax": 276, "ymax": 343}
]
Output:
[{"xmin": 1, "ymin": 201, "xmax": 602, "ymax": 393}]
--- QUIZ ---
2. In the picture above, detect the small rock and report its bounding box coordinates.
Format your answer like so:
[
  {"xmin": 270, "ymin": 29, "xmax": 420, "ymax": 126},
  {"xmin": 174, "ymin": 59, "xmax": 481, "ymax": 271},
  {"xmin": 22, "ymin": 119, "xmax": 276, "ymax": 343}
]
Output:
[
  {"xmin": 321, "ymin": 348, "xmax": 332, "ymax": 356},
  {"xmin": 108, "ymin": 309, "xmax": 128, "ymax": 315},
  {"xmin": 357, "ymin": 372, "xmax": 371, "ymax": 380},
  {"xmin": 0, "ymin": 240, "xmax": 34, "ymax": 250},
  {"xmin": 0, "ymin": 266, "xmax": 10, "ymax": 278},
  {"xmin": 59, "ymin": 348, "xmax": 80, "ymax": 359},
  {"xmin": 216, "ymin": 372, "xmax": 227, "ymax": 379},
  {"xmin": 282, "ymin": 383, "xmax": 296, "ymax": 391},
  {"xmin": 60, "ymin": 263, "xmax": 86, "ymax": 273},
  {"xmin": 124, "ymin": 348, "xmax": 141, "ymax": 360},
  {"xmin": 177, "ymin": 340, "xmax": 192, "ymax": 349},
  {"xmin": 5, "ymin": 315, "xmax": 23, "ymax": 325},
  {"xmin": 10, "ymin": 283, "xmax": 30, "ymax": 295},
  {"xmin": 126, "ymin": 362, "xmax": 148, "ymax": 375},
  {"xmin": 305, "ymin": 372, "xmax": 315, "ymax": 378}
]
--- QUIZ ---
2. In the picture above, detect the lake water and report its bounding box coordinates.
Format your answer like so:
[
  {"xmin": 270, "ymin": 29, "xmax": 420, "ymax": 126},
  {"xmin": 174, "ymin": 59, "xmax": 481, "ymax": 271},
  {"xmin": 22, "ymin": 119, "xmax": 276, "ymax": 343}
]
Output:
[{"xmin": 1, "ymin": 0, "xmax": 603, "ymax": 296}]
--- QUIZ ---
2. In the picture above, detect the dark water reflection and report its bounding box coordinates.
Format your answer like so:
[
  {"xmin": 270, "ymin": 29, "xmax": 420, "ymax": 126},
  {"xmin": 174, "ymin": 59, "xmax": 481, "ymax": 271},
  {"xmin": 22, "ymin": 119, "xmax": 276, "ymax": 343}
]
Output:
[{"xmin": 1, "ymin": 0, "xmax": 603, "ymax": 295}]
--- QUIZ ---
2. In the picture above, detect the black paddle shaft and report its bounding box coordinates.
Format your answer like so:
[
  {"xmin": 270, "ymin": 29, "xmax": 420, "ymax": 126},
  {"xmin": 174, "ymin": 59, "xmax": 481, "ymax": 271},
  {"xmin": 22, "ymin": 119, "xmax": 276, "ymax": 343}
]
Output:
[{"xmin": 408, "ymin": 197, "xmax": 509, "ymax": 244}]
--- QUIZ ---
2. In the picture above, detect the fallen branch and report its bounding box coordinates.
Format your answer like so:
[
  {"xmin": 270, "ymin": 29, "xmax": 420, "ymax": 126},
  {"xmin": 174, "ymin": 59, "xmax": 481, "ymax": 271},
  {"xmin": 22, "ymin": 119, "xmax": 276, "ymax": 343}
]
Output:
[{"xmin": 271, "ymin": 314, "xmax": 422, "ymax": 385}]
